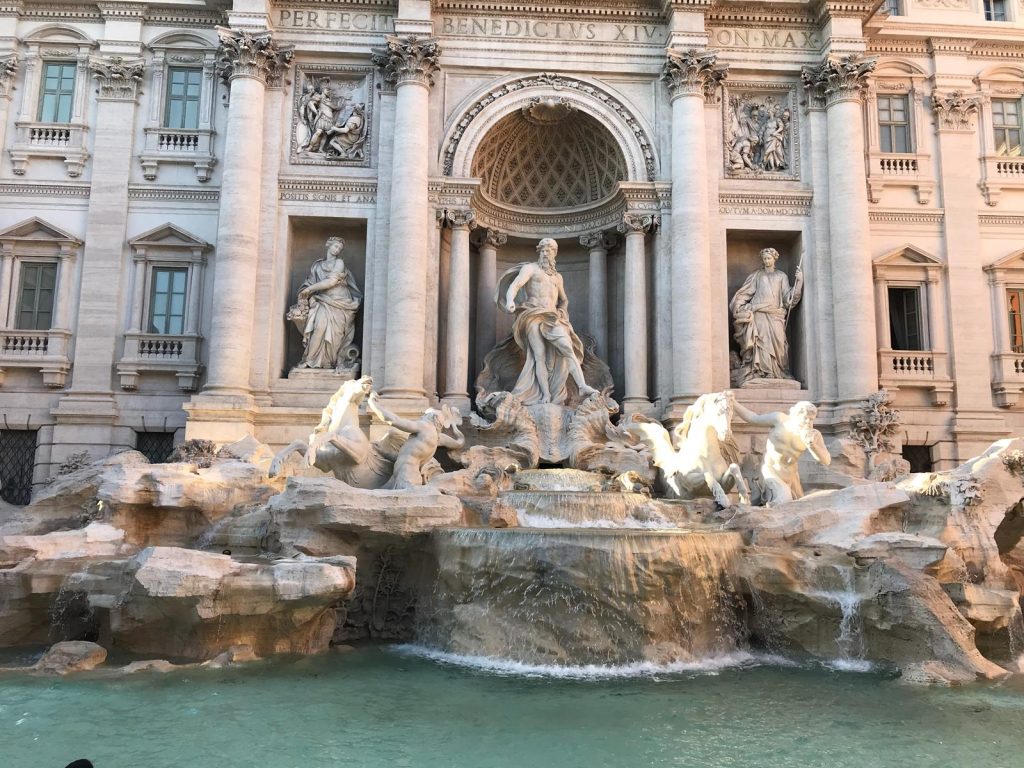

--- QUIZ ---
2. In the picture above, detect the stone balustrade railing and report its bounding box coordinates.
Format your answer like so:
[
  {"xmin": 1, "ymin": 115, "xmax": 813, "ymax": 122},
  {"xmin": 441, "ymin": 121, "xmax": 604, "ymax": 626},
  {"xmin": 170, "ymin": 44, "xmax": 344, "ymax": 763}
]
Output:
[
  {"xmin": 140, "ymin": 126, "xmax": 216, "ymax": 182},
  {"xmin": 118, "ymin": 332, "xmax": 202, "ymax": 391},
  {"xmin": 0, "ymin": 328, "xmax": 72, "ymax": 387},
  {"xmin": 878, "ymin": 348, "xmax": 953, "ymax": 406}
]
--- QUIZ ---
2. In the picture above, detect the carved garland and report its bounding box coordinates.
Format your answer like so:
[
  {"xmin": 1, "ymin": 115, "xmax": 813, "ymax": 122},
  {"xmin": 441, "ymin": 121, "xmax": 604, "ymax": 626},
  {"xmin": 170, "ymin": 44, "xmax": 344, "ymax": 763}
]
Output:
[{"xmin": 442, "ymin": 72, "xmax": 657, "ymax": 181}]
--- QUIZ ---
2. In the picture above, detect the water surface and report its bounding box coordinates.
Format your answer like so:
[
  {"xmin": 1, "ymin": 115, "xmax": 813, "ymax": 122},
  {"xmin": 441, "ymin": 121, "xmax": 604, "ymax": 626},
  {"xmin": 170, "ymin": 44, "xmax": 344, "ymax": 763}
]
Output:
[{"xmin": 2, "ymin": 647, "xmax": 1023, "ymax": 768}]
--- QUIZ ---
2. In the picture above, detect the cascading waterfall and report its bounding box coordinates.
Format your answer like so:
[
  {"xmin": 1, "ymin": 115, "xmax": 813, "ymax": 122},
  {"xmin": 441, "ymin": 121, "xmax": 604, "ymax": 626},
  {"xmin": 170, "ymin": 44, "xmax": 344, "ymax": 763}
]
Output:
[
  {"xmin": 417, "ymin": 526, "xmax": 747, "ymax": 666},
  {"xmin": 809, "ymin": 566, "xmax": 867, "ymax": 667}
]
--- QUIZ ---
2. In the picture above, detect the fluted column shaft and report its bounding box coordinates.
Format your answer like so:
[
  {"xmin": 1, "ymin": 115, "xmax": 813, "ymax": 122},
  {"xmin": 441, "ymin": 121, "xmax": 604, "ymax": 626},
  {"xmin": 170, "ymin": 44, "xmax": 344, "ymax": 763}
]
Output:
[
  {"xmin": 442, "ymin": 209, "xmax": 475, "ymax": 412},
  {"xmin": 205, "ymin": 29, "xmax": 291, "ymax": 397},
  {"xmin": 804, "ymin": 56, "xmax": 878, "ymax": 404},
  {"xmin": 475, "ymin": 228, "xmax": 505, "ymax": 369},
  {"xmin": 619, "ymin": 215, "xmax": 656, "ymax": 411},
  {"xmin": 663, "ymin": 50, "xmax": 727, "ymax": 411},
  {"xmin": 580, "ymin": 232, "xmax": 612, "ymax": 357},
  {"xmin": 374, "ymin": 36, "xmax": 441, "ymax": 410}
]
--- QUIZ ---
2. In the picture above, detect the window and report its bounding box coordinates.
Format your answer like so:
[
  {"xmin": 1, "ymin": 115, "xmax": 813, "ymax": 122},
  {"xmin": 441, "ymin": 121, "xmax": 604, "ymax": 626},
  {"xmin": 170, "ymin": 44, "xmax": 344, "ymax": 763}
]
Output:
[
  {"xmin": 984, "ymin": 0, "xmax": 1008, "ymax": 21},
  {"xmin": 148, "ymin": 267, "xmax": 188, "ymax": 335},
  {"xmin": 16, "ymin": 262, "xmax": 57, "ymax": 331},
  {"xmin": 878, "ymin": 95, "xmax": 911, "ymax": 153},
  {"xmin": 37, "ymin": 62, "xmax": 75, "ymax": 124},
  {"xmin": 902, "ymin": 445, "xmax": 933, "ymax": 473},
  {"xmin": 992, "ymin": 99, "xmax": 1022, "ymax": 157},
  {"xmin": 164, "ymin": 68, "xmax": 202, "ymax": 130},
  {"xmin": 0, "ymin": 429, "xmax": 37, "ymax": 506},
  {"xmin": 135, "ymin": 431, "xmax": 175, "ymax": 464},
  {"xmin": 888, "ymin": 286, "xmax": 924, "ymax": 351},
  {"xmin": 1008, "ymin": 288, "xmax": 1024, "ymax": 353},
  {"xmin": 883, "ymin": 0, "xmax": 904, "ymax": 15}
]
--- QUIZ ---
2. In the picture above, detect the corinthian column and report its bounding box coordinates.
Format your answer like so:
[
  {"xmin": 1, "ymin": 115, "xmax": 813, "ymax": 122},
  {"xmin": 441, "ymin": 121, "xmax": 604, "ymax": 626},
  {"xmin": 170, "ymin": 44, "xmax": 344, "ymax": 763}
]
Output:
[
  {"xmin": 475, "ymin": 227, "xmax": 506, "ymax": 369},
  {"xmin": 662, "ymin": 49, "xmax": 727, "ymax": 415},
  {"xmin": 373, "ymin": 35, "xmax": 441, "ymax": 411},
  {"xmin": 802, "ymin": 55, "xmax": 877, "ymax": 406},
  {"xmin": 580, "ymin": 231, "xmax": 615, "ymax": 358},
  {"xmin": 203, "ymin": 28, "xmax": 292, "ymax": 398},
  {"xmin": 618, "ymin": 214, "xmax": 657, "ymax": 413},
  {"xmin": 442, "ymin": 208, "xmax": 476, "ymax": 413}
]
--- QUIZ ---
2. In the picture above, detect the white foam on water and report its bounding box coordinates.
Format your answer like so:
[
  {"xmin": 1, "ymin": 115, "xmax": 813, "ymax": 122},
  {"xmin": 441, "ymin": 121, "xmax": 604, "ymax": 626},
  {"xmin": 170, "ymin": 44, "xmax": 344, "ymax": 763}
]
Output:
[
  {"xmin": 821, "ymin": 658, "xmax": 875, "ymax": 673},
  {"xmin": 391, "ymin": 644, "xmax": 796, "ymax": 679},
  {"xmin": 516, "ymin": 513, "xmax": 677, "ymax": 530}
]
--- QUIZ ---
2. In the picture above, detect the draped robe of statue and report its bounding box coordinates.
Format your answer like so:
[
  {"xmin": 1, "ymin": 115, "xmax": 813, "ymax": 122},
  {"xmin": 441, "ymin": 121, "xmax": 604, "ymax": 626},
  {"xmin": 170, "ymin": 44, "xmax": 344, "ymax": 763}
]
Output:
[
  {"xmin": 298, "ymin": 258, "xmax": 362, "ymax": 369},
  {"xmin": 495, "ymin": 263, "xmax": 587, "ymax": 406},
  {"xmin": 729, "ymin": 266, "xmax": 801, "ymax": 381}
]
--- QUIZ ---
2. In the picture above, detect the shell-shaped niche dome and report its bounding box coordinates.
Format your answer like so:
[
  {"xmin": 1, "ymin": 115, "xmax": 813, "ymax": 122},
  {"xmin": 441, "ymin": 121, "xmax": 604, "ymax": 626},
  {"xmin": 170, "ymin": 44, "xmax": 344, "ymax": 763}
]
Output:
[{"xmin": 471, "ymin": 100, "xmax": 628, "ymax": 210}]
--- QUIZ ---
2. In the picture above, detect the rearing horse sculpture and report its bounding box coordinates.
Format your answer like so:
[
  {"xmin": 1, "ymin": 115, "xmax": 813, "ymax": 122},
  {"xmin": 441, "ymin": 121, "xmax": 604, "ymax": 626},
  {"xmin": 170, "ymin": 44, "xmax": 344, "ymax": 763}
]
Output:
[
  {"xmin": 624, "ymin": 391, "xmax": 750, "ymax": 507},
  {"xmin": 269, "ymin": 375, "xmax": 400, "ymax": 489}
]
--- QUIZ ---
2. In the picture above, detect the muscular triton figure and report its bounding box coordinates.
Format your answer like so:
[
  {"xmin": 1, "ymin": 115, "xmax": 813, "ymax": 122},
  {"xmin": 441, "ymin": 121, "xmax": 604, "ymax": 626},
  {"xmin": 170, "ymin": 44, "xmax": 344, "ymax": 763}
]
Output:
[{"xmin": 497, "ymin": 238, "xmax": 597, "ymax": 406}]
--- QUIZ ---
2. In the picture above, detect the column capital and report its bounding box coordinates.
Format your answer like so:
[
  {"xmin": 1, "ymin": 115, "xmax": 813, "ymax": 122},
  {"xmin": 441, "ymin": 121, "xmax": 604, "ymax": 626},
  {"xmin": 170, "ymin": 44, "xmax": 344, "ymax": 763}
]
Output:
[
  {"xmin": 216, "ymin": 27, "xmax": 293, "ymax": 87},
  {"xmin": 443, "ymin": 208, "xmax": 476, "ymax": 230},
  {"xmin": 580, "ymin": 231, "xmax": 618, "ymax": 251},
  {"xmin": 801, "ymin": 54, "xmax": 875, "ymax": 107},
  {"xmin": 618, "ymin": 213, "xmax": 659, "ymax": 235},
  {"xmin": 89, "ymin": 56, "xmax": 145, "ymax": 101},
  {"xmin": 372, "ymin": 35, "xmax": 441, "ymax": 89},
  {"xmin": 662, "ymin": 48, "xmax": 727, "ymax": 102},
  {"xmin": 930, "ymin": 90, "xmax": 981, "ymax": 133},
  {"xmin": 473, "ymin": 227, "xmax": 507, "ymax": 248}
]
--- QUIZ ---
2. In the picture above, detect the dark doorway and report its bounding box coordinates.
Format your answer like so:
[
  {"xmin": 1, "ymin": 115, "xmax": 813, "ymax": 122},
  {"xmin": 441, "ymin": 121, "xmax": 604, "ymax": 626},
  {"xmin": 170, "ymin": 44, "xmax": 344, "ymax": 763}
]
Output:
[{"xmin": 901, "ymin": 444, "xmax": 933, "ymax": 473}]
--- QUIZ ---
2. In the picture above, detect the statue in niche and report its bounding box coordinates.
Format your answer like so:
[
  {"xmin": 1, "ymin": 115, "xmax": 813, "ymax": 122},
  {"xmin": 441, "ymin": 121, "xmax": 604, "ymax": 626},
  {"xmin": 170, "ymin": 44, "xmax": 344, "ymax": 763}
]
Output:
[
  {"xmin": 297, "ymin": 75, "xmax": 368, "ymax": 161},
  {"xmin": 727, "ymin": 94, "xmax": 791, "ymax": 174},
  {"xmin": 729, "ymin": 248, "xmax": 802, "ymax": 385},
  {"xmin": 733, "ymin": 400, "xmax": 831, "ymax": 505},
  {"xmin": 287, "ymin": 236, "xmax": 362, "ymax": 375},
  {"xmin": 366, "ymin": 392, "xmax": 464, "ymax": 490},
  {"xmin": 491, "ymin": 238, "xmax": 598, "ymax": 406}
]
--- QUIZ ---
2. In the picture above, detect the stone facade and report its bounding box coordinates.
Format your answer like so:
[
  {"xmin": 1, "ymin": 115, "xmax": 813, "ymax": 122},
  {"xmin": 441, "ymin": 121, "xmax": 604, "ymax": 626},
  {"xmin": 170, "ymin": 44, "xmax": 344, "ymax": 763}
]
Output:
[{"xmin": 0, "ymin": 0, "xmax": 1023, "ymax": 497}]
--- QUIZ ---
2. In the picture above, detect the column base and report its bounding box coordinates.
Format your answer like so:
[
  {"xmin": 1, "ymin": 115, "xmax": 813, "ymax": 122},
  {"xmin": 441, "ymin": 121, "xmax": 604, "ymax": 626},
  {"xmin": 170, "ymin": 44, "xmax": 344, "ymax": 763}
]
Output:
[
  {"xmin": 621, "ymin": 397, "xmax": 653, "ymax": 417},
  {"xmin": 183, "ymin": 391, "xmax": 257, "ymax": 444},
  {"xmin": 441, "ymin": 393, "xmax": 472, "ymax": 416},
  {"xmin": 378, "ymin": 387, "xmax": 430, "ymax": 417}
]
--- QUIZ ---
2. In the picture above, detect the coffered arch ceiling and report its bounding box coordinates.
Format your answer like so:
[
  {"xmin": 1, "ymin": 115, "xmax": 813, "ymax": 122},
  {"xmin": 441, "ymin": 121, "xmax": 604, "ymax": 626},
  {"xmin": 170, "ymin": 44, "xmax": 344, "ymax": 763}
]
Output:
[{"xmin": 471, "ymin": 103, "xmax": 628, "ymax": 211}]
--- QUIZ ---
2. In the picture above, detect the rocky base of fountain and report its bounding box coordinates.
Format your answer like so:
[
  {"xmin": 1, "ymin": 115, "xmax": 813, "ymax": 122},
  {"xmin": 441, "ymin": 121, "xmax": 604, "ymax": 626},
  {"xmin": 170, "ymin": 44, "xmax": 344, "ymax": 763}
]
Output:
[{"xmin": 2, "ymin": 438, "xmax": 1024, "ymax": 684}]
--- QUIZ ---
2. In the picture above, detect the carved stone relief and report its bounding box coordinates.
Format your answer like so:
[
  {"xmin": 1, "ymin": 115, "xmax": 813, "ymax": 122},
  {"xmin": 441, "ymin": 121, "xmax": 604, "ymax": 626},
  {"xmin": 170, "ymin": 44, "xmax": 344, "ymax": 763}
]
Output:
[
  {"xmin": 723, "ymin": 88, "xmax": 797, "ymax": 178},
  {"xmin": 930, "ymin": 90, "xmax": 981, "ymax": 132},
  {"xmin": 292, "ymin": 67, "xmax": 373, "ymax": 167}
]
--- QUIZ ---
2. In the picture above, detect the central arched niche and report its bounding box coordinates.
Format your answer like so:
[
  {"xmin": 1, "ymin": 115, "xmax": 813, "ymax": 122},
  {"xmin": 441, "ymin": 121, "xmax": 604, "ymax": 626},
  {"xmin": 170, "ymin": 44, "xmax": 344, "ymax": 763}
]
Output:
[{"xmin": 471, "ymin": 100, "xmax": 628, "ymax": 212}]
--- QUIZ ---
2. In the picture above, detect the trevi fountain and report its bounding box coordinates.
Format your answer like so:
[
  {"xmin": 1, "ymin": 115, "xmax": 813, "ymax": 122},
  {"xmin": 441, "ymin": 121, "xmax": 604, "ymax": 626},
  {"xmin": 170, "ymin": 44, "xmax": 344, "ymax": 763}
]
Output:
[{"xmin": 4, "ymin": 236, "xmax": 1024, "ymax": 766}]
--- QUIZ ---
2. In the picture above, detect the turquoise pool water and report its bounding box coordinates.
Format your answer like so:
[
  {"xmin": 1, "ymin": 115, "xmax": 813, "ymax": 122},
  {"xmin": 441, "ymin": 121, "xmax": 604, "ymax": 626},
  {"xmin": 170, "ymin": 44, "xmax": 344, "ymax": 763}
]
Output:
[{"xmin": 3, "ymin": 646, "xmax": 1023, "ymax": 768}]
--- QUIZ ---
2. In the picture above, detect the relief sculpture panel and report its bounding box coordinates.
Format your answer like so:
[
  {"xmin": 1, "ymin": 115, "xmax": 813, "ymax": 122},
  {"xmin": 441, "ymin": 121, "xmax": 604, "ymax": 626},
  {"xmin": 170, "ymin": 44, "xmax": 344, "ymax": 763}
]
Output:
[
  {"xmin": 292, "ymin": 66, "xmax": 373, "ymax": 166},
  {"xmin": 723, "ymin": 84, "xmax": 799, "ymax": 180}
]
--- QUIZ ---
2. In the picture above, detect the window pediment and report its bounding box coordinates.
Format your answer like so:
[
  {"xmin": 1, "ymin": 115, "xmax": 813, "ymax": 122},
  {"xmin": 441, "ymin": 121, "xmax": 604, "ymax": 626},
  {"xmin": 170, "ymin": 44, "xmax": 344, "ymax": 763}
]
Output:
[{"xmin": 0, "ymin": 217, "xmax": 81, "ymax": 247}]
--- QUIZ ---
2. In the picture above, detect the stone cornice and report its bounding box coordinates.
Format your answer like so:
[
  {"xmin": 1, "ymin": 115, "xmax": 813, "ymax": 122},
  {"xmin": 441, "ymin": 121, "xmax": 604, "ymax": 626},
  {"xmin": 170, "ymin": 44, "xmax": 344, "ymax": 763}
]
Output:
[
  {"xmin": 97, "ymin": 2, "xmax": 146, "ymax": 20},
  {"xmin": 868, "ymin": 208, "xmax": 944, "ymax": 224},
  {"xmin": 718, "ymin": 190, "xmax": 813, "ymax": 217},
  {"xmin": 278, "ymin": 176, "xmax": 377, "ymax": 203},
  {"xmin": 216, "ymin": 27, "xmax": 293, "ymax": 86},
  {"xmin": 371, "ymin": 34, "xmax": 440, "ymax": 87},
  {"xmin": 128, "ymin": 185, "xmax": 221, "ymax": 202},
  {"xmin": 663, "ymin": 48, "xmax": 727, "ymax": 102},
  {"xmin": 90, "ymin": 55, "xmax": 145, "ymax": 101},
  {"xmin": 706, "ymin": 3, "xmax": 814, "ymax": 27},
  {"xmin": 979, "ymin": 213, "xmax": 1024, "ymax": 228},
  {"xmin": 0, "ymin": 181, "xmax": 89, "ymax": 197},
  {"xmin": 434, "ymin": 1, "xmax": 663, "ymax": 20}
]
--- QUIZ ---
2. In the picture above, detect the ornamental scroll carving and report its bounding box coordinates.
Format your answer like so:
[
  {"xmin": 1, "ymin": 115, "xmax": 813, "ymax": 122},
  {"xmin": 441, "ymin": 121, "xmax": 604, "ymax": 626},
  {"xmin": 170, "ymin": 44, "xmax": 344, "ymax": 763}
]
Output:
[
  {"xmin": 930, "ymin": 90, "xmax": 981, "ymax": 132},
  {"xmin": 442, "ymin": 73, "xmax": 657, "ymax": 181},
  {"xmin": 725, "ymin": 92, "xmax": 793, "ymax": 175},
  {"xmin": 662, "ymin": 49, "xmax": 728, "ymax": 102},
  {"xmin": 801, "ymin": 54, "xmax": 876, "ymax": 107},
  {"xmin": 90, "ymin": 56, "xmax": 145, "ymax": 101},
  {"xmin": 618, "ymin": 213, "xmax": 658, "ymax": 235},
  {"xmin": 371, "ymin": 35, "xmax": 441, "ymax": 88},
  {"xmin": 294, "ymin": 69, "xmax": 371, "ymax": 165},
  {"xmin": 216, "ymin": 27, "xmax": 293, "ymax": 86}
]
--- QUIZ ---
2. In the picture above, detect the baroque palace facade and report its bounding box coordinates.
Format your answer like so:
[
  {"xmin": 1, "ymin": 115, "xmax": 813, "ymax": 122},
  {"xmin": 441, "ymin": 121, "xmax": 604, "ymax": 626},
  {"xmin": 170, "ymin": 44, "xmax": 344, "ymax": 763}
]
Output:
[{"xmin": 0, "ymin": 0, "xmax": 1022, "ymax": 500}]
